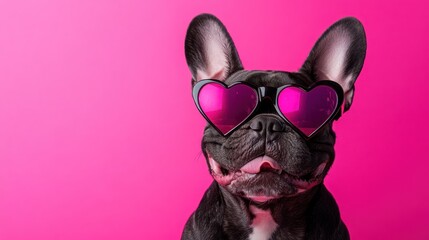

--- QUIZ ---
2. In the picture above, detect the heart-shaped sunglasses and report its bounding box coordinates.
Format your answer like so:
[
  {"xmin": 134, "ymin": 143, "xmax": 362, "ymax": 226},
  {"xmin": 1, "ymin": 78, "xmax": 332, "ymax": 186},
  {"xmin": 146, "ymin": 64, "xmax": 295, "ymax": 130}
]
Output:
[{"xmin": 192, "ymin": 79, "xmax": 344, "ymax": 139}]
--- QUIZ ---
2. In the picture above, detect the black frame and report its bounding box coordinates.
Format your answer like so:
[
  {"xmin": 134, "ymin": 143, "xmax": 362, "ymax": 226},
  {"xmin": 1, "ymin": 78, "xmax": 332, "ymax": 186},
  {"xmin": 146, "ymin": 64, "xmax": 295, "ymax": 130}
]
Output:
[{"xmin": 192, "ymin": 79, "xmax": 344, "ymax": 139}]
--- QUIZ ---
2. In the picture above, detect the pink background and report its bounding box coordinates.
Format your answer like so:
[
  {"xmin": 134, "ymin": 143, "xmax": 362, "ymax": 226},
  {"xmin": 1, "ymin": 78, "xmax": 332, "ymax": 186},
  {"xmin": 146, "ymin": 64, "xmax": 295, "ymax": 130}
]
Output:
[{"xmin": 0, "ymin": 0, "xmax": 428, "ymax": 239}]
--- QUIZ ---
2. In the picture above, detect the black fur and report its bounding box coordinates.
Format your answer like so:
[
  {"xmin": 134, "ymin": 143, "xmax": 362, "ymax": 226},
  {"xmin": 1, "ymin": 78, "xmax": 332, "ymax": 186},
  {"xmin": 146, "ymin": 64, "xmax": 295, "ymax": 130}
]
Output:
[{"xmin": 183, "ymin": 14, "xmax": 366, "ymax": 240}]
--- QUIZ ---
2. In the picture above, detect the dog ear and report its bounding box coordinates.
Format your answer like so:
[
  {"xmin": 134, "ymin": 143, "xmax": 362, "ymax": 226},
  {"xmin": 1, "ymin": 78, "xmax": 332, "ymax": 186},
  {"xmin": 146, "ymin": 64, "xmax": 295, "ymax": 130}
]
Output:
[
  {"xmin": 300, "ymin": 17, "xmax": 367, "ymax": 112},
  {"xmin": 185, "ymin": 14, "xmax": 243, "ymax": 84}
]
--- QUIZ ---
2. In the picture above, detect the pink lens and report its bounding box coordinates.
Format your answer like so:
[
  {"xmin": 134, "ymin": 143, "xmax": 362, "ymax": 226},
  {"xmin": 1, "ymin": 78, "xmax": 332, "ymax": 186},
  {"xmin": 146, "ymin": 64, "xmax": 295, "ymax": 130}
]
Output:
[
  {"xmin": 277, "ymin": 85, "xmax": 338, "ymax": 137},
  {"xmin": 198, "ymin": 83, "xmax": 258, "ymax": 135}
]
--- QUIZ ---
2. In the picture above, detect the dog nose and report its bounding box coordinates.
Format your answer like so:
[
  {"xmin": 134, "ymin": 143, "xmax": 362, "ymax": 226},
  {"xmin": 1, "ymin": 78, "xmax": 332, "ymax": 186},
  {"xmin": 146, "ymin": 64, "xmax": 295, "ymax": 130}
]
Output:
[{"xmin": 249, "ymin": 115, "xmax": 285, "ymax": 137}]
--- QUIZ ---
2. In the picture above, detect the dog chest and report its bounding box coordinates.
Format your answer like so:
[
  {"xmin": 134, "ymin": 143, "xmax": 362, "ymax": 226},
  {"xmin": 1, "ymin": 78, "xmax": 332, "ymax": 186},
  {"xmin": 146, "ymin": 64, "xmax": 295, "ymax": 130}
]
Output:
[{"xmin": 248, "ymin": 205, "xmax": 278, "ymax": 240}]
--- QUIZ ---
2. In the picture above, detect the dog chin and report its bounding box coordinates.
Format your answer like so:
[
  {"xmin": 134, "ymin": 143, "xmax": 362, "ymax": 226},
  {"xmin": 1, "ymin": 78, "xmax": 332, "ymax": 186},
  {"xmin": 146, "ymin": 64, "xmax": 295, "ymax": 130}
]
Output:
[{"xmin": 208, "ymin": 155, "xmax": 327, "ymax": 202}]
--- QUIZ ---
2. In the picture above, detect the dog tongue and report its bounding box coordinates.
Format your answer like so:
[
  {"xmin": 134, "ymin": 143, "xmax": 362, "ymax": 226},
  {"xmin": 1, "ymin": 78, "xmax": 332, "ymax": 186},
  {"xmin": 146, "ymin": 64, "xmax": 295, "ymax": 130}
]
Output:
[{"xmin": 240, "ymin": 156, "xmax": 281, "ymax": 174}]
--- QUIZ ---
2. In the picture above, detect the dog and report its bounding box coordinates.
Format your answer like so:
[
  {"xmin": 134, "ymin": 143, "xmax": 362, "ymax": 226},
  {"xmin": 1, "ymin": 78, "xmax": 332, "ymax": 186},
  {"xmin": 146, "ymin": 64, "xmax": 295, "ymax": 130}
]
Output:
[{"xmin": 182, "ymin": 14, "xmax": 366, "ymax": 240}]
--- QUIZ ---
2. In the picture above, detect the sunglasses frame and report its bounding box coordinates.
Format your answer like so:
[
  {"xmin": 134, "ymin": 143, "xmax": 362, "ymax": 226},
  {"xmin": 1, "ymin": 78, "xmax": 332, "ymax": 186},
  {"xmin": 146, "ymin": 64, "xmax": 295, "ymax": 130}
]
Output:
[{"xmin": 192, "ymin": 79, "xmax": 344, "ymax": 139}]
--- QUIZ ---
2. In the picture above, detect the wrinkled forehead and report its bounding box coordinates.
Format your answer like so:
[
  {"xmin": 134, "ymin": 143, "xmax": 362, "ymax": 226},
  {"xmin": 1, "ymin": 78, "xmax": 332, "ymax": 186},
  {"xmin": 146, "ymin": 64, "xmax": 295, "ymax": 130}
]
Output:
[{"xmin": 224, "ymin": 70, "xmax": 314, "ymax": 88}]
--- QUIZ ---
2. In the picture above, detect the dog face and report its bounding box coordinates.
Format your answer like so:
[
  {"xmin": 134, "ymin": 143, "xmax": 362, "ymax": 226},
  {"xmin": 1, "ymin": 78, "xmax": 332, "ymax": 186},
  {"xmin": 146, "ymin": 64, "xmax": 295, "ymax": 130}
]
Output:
[{"xmin": 185, "ymin": 14, "xmax": 366, "ymax": 203}]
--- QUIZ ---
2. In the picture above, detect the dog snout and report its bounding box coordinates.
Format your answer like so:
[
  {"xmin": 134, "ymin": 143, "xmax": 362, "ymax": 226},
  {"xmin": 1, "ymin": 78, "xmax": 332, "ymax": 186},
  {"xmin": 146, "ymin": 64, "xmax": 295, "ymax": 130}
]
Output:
[{"xmin": 249, "ymin": 115, "xmax": 285, "ymax": 141}]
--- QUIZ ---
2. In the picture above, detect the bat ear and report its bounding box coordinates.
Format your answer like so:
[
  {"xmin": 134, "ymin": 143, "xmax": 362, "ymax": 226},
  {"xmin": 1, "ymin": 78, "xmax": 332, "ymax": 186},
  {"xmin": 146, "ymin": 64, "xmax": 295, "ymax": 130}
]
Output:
[
  {"xmin": 300, "ymin": 17, "xmax": 367, "ymax": 112},
  {"xmin": 185, "ymin": 14, "xmax": 243, "ymax": 85}
]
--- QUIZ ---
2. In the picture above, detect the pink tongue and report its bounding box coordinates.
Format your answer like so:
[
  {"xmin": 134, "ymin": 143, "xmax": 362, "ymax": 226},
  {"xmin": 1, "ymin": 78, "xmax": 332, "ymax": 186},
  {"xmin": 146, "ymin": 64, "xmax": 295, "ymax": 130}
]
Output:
[{"xmin": 240, "ymin": 156, "xmax": 281, "ymax": 174}]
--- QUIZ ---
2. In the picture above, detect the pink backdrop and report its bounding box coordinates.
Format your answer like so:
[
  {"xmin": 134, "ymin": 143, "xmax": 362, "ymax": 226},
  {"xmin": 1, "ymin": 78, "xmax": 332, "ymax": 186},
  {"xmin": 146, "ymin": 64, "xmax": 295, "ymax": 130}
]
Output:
[{"xmin": 0, "ymin": 0, "xmax": 428, "ymax": 239}]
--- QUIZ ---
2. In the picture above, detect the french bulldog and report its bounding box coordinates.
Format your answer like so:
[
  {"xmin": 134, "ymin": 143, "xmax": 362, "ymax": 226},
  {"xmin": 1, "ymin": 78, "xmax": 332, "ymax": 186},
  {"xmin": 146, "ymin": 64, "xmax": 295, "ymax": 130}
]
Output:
[{"xmin": 182, "ymin": 14, "xmax": 366, "ymax": 240}]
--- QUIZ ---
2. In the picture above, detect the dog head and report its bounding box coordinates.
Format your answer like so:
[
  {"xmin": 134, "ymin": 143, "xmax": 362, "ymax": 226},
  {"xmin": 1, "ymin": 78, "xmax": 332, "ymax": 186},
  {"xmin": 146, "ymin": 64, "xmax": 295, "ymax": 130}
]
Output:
[{"xmin": 185, "ymin": 14, "xmax": 366, "ymax": 203}]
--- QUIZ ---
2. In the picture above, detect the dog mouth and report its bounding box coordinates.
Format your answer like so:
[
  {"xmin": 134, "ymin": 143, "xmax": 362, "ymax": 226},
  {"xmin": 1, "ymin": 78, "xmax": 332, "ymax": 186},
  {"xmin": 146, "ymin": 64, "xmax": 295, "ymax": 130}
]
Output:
[{"xmin": 208, "ymin": 155, "xmax": 327, "ymax": 202}]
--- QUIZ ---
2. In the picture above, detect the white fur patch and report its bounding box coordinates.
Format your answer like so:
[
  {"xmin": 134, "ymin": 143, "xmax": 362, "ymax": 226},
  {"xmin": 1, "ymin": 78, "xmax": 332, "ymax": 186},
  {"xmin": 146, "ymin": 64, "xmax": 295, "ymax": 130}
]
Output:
[{"xmin": 248, "ymin": 205, "xmax": 278, "ymax": 240}]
